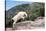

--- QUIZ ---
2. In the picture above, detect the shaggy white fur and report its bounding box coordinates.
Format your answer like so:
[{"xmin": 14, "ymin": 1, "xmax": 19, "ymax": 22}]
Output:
[{"xmin": 12, "ymin": 11, "xmax": 27, "ymax": 29}]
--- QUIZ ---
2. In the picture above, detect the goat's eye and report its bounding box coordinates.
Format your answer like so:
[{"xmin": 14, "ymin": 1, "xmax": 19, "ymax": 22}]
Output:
[{"xmin": 23, "ymin": 14, "xmax": 26, "ymax": 17}]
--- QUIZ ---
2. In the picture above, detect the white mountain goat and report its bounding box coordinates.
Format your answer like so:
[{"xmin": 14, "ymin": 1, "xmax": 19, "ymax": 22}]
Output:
[{"xmin": 12, "ymin": 11, "xmax": 27, "ymax": 29}]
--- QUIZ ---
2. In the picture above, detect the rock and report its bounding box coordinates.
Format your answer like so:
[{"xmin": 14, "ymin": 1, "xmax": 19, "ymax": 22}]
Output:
[{"xmin": 15, "ymin": 18, "xmax": 44, "ymax": 30}]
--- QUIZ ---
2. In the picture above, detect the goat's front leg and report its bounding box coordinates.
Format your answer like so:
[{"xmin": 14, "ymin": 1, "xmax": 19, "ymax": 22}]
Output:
[
  {"xmin": 13, "ymin": 20, "xmax": 17, "ymax": 30},
  {"xmin": 12, "ymin": 22, "xmax": 16, "ymax": 30}
]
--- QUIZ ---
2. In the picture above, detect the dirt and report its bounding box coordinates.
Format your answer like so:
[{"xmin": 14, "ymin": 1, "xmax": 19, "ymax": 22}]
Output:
[{"xmin": 6, "ymin": 17, "xmax": 45, "ymax": 31}]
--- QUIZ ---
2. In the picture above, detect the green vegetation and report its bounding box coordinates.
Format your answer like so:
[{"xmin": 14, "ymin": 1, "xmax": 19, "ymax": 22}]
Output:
[{"xmin": 5, "ymin": 2, "xmax": 45, "ymax": 27}]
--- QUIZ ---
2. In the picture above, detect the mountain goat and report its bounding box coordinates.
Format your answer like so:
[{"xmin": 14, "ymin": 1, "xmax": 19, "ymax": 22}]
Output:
[{"xmin": 12, "ymin": 11, "xmax": 27, "ymax": 29}]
